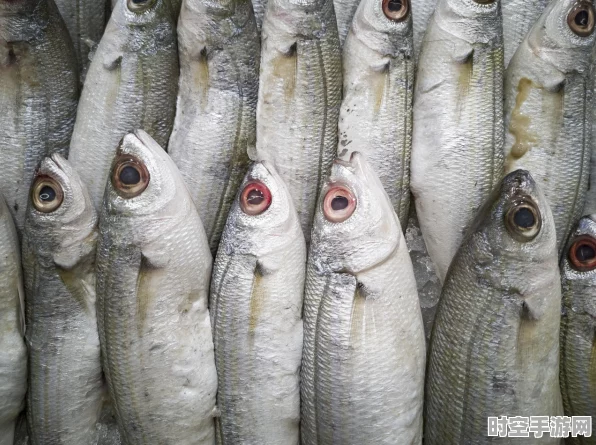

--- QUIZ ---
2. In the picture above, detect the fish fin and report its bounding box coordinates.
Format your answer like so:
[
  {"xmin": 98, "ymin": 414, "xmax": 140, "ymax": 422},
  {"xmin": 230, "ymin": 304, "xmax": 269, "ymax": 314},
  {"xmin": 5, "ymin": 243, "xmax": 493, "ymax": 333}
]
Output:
[
  {"xmin": 211, "ymin": 406, "xmax": 221, "ymax": 418},
  {"xmin": 103, "ymin": 54, "xmax": 123, "ymax": 71},
  {"xmin": 53, "ymin": 231, "xmax": 98, "ymax": 270},
  {"xmin": 450, "ymin": 41, "xmax": 474, "ymax": 64},
  {"xmin": 140, "ymin": 243, "xmax": 170, "ymax": 269},
  {"xmin": 520, "ymin": 299, "xmax": 545, "ymax": 321}
]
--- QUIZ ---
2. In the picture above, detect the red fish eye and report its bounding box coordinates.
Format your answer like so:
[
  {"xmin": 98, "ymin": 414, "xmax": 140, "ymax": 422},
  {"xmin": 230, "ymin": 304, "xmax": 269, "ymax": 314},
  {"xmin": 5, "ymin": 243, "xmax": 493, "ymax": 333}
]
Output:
[
  {"xmin": 323, "ymin": 184, "xmax": 356, "ymax": 223},
  {"xmin": 240, "ymin": 181, "xmax": 272, "ymax": 216},
  {"xmin": 568, "ymin": 235, "xmax": 596, "ymax": 272}
]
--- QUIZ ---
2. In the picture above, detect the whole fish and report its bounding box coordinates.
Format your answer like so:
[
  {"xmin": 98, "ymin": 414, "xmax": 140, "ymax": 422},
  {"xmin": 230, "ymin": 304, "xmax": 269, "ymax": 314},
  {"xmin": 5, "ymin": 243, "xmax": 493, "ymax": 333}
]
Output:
[
  {"xmin": 0, "ymin": 0, "xmax": 79, "ymax": 232},
  {"xmin": 68, "ymin": 0, "xmax": 178, "ymax": 210},
  {"xmin": 412, "ymin": 0, "xmax": 436, "ymax": 58},
  {"xmin": 254, "ymin": 0, "xmax": 342, "ymax": 244},
  {"xmin": 559, "ymin": 215, "xmax": 596, "ymax": 444},
  {"xmin": 23, "ymin": 154, "xmax": 103, "ymax": 445},
  {"xmin": 169, "ymin": 0, "xmax": 259, "ymax": 255},
  {"xmin": 0, "ymin": 196, "xmax": 26, "ymax": 445},
  {"xmin": 504, "ymin": 0, "xmax": 595, "ymax": 253},
  {"xmin": 502, "ymin": 0, "xmax": 548, "ymax": 67},
  {"xmin": 97, "ymin": 130, "xmax": 217, "ymax": 445},
  {"xmin": 210, "ymin": 161, "xmax": 305, "ymax": 445},
  {"xmin": 54, "ymin": 0, "xmax": 106, "ymax": 78},
  {"xmin": 301, "ymin": 153, "xmax": 425, "ymax": 445},
  {"xmin": 425, "ymin": 170, "xmax": 563, "ymax": 444},
  {"xmin": 339, "ymin": 0, "xmax": 414, "ymax": 230},
  {"xmin": 410, "ymin": 0, "xmax": 504, "ymax": 283}
]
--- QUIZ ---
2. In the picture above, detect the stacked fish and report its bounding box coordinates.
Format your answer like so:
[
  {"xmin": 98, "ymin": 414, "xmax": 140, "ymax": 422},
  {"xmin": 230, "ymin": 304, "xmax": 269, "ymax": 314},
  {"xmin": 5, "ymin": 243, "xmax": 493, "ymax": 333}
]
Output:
[{"xmin": 0, "ymin": 0, "xmax": 594, "ymax": 443}]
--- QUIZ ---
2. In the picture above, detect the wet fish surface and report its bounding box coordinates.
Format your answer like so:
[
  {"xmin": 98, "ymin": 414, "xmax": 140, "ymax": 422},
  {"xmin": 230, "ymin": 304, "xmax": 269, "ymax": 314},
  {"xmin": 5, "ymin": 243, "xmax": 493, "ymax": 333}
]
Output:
[
  {"xmin": 502, "ymin": 0, "xmax": 548, "ymax": 67},
  {"xmin": 0, "ymin": 0, "xmax": 79, "ymax": 232},
  {"xmin": 254, "ymin": 0, "xmax": 342, "ymax": 244},
  {"xmin": 410, "ymin": 0, "xmax": 504, "ymax": 283},
  {"xmin": 97, "ymin": 130, "xmax": 217, "ymax": 445},
  {"xmin": 425, "ymin": 170, "xmax": 563, "ymax": 444},
  {"xmin": 559, "ymin": 215, "xmax": 596, "ymax": 444},
  {"xmin": 23, "ymin": 154, "xmax": 103, "ymax": 445},
  {"xmin": 339, "ymin": 0, "xmax": 414, "ymax": 230},
  {"xmin": 68, "ymin": 0, "xmax": 178, "ymax": 211},
  {"xmin": 301, "ymin": 153, "xmax": 425, "ymax": 445},
  {"xmin": 504, "ymin": 0, "xmax": 595, "ymax": 252},
  {"xmin": 169, "ymin": 0, "xmax": 259, "ymax": 255},
  {"xmin": 334, "ymin": 0, "xmax": 361, "ymax": 46},
  {"xmin": 210, "ymin": 161, "xmax": 305, "ymax": 445},
  {"xmin": 411, "ymin": 0, "xmax": 436, "ymax": 59},
  {"xmin": 0, "ymin": 195, "xmax": 26, "ymax": 445}
]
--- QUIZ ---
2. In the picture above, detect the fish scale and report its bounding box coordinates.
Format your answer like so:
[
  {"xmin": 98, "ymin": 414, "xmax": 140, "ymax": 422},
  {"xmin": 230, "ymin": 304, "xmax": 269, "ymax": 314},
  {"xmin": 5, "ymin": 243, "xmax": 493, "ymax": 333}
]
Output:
[{"xmin": 502, "ymin": 0, "xmax": 548, "ymax": 67}]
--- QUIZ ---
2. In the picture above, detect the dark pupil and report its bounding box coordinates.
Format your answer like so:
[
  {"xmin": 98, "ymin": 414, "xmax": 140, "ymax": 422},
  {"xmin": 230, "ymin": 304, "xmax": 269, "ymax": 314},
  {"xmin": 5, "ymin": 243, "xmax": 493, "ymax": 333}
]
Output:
[
  {"xmin": 514, "ymin": 207, "xmax": 535, "ymax": 229},
  {"xmin": 575, "ymin": 10, "xmax": 589, "ymax": 27},
  {"xmin": 120, "ymin": 166, "xmax": 141, "ymax": 185},
  {"xmin": 576, "ymin": 243, "xmax": 596, "ymax": 262},
  {"xmin": 39, "ymin": 186, "xmax": 56, "ymax": 202},
  {"xmin": 387, "ymin": 0, "xmax": 403, "ymax": 11},
  {"xmin": 247, "ymin": 189, "xmax": 264, "ymax": 206},
  {"xmin": 331, "ymin": 196, "xmax": 349, "ymax": 211},
  {"xmin": 132, "ymin": 0, "xmax": 148, "ymax": 3}
]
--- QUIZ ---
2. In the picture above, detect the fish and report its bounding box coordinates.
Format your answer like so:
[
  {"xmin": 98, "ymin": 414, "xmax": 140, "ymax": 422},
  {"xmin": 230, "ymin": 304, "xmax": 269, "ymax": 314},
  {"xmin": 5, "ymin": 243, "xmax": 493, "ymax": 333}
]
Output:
[
  {"xmin": 425, "ymin": 169, "xmax": 563, "ymax": 444},
  {"xmin": 504, "ymin": 0, "xmax": 595, "ymax": 253},
  {"xmin": 96, "ymin": 130, "xmax": 217, "ymax": 444},
  {"xmin": 0, "ymin": 0, "xmax": 79, "ymax": 233},
  {"xmin": 301, "ymin": 153, "xmax": 426, "ymax": 445},
  {"xmin": 68, "ymin": 0, "xmax": 178, "ymax": 211},
  {"xmin": 22, "ymin": 154, "xmax": 104, "ymax": 445},
  {"xmin": 54, "ymin": 0, "xmax": 106, "ymax": 78},
  {"xmin": 339, "ymin": 0, "xmax": 414, "ymax": 231},
  {"xmin": 559, "ymin": 215, "xmax": 596, "ymax": 443},
  {"xmin": 410, "ymin": 0, "xmax": 504, "ymax": 283},
  {"xmin": 334, "ymin": 0, "xmax": 361, "ymax": 46},
  {"xmin": 411, "ymin": 0, "xmax": 436, "ymax": 59},
  {"xmin": 251, "ymin": 0, "xmax": 266, "ymax": 31},
  {"xmin": 111, "ymin": 0, "xmax": 181, "ymax": 17},
  {"xmin": 0, "ymin": 195, "xmax": 27, "ymax": 445},
  {"xmin": 502, "ymin": 0, "xmax": 548, "ymax": 67},
  {"xmin": 168, "ymin": 0, "xmax": 259, "ymax": 255},
  {"xmin": 253, "ymin": 0, "xmax": 342, "ymax": 245},
  {"xmin": 210, "ymin": 161, "xmax": 305, "ymax": 445}
]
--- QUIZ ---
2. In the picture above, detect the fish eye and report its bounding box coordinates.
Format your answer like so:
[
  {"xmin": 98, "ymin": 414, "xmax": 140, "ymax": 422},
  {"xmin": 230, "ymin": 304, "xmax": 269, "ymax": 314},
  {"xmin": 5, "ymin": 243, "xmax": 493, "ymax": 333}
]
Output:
[
  {"xmin": 568, "ymin": 235, "xmax": 596, "ymax": 271},
  {"xmin": 504, "ymin": 200, "xmax": 541, "ymax": 242},
  {"xmin": 472, "ymin": 0, "xmax": 496, "ymax": 5},
  {"xmin": 127, "ymin": 0, "xmax": 156, "ymax": 12},
  {"xmin": 31, "ymin": 176, "xmax": 64, "ymax": 213},
  {"xmin": 323, "ymin": 184, "xmax": 356, "ymax": 223},
  {"xmin": 568, "ymin": 1, "xmax": 595, "ymax": 37},
  {"xmin": 112, "ymin": 155, "xmax": 150, "ymax": 199},
  {"xmin": 382, "ymin": 0, "xmax": 409, "ymax": 21},
  {"xmin": 240, "ymin": 181, "xmax": 272, "ymax": 216}
]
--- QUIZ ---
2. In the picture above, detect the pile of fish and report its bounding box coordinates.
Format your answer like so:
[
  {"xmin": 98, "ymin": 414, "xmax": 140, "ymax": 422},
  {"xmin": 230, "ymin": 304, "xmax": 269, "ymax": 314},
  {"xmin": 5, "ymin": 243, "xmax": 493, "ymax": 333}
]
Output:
[{"xmin": 0, "ymin": 0, "xmax": 594, "ymax": 442}]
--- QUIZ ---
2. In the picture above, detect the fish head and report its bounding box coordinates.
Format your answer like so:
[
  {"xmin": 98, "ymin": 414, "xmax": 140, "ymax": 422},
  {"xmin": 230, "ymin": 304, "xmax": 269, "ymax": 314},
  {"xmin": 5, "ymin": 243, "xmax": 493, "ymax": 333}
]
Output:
[
  {"xmin": 527, "ymin": 0, "xmax": 595, "ymax": 73},
  {"xmin": 310, "ymin": 152, "xmax": 401, "ymax": 275},
  {"xmin": 434, "ymin": 0, "xmax": 501, "ymax": 45},
  {"xmin": 110, "ymin": 0, "xmax": 176, "ymax": 45},
  {"xmin": 222, "ymin": 161, "xmax": 303, "ymax": 257},
  {"xmin": 181, "ymin": 0, "xmax": 255, "ymax": 42},
  {"xmin": 25, "ymin": 154, "xmax": 97, "ymax": 256}
]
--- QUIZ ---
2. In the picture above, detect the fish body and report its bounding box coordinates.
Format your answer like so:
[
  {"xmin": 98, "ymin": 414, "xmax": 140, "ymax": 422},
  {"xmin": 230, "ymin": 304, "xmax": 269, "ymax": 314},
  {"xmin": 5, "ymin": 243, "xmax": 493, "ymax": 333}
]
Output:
[
  {"xmin": 411, "ymin": 0, "xmax": 436, "ymax": 58},
  {"xmin": 0, "ymin": 0, "xmax": 79, "ymax": 232},
  {"xmin": 68, "ymin": 0, "xmax": 178, "ymax": 211},
  {"xmin": 339, "ymin": 0, "xmax": 414, "ymax": 230},
  {"xmin": 0, "ymin": 195, "xmax": 26, "ymax": 445},
  {"xmin": 334, "ymin": 0, "xmax": 360, "ymax": 46},
  {"xmin": 502, "ymin": 0, "xmax": 548, "ymax": 67},
  {"xmin": 301, "ymin": 153, "xmax": 425, "ymax": 445},
  {"xmin": 410, "ymin": 0, "xmax": 504, "ymax": 282},
  {"xmin": 254, "ymin": 0, "xmax": 342, "ymax": 244},
  {"xmin": 169, "ymin": 0, "xmax": 259, "ymax": 255},
  {"xmin": 504, "ymin": 0, "xmax": 595, "ymax": 252},
  {"xmin": 23, "ymin": 154, "xmax": 103, "ymax": 445},
  {"xmin": 210, "ymin": 161, "xmax": 305, "ymax": 445},
  {"xmin": 559, "ymin": 215, "xmax": 596, "ymax": 444},
  {"xmin": 425, "ymin": 170, "xmax": 563, "ymax": 444},
  {"xmin": 97, "ymin": 130, "xmax": 217, "ymax": 445}
]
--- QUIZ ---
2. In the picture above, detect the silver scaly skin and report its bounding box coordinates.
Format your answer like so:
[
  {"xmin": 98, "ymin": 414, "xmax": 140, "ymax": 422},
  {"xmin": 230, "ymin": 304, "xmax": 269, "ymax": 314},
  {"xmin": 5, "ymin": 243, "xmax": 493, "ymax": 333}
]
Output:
[
  {"xmin": 502, "ymin": 0, "xmax": 548, "ymax": 67},
  {"xmin": 210, "ymin": 161, "xmax": 305, "ymax": 445},
  {"xmin": 339, "ymin": 0, "xmax": 414, "ymax": 231},
  {"xmin": 301, "ymin": 153, "xmax": 425, "ymax": 445},
  {"xmin": 504, "ymin": 0, "xmax": 595, "ymax": 253},
  {"xmin": 411, "ymin": 0, "xmax": 436, "ymax": 59},
  {"xmin": 0, "ymin": 0, "xmax": 79, "ymax": 233},
  {"xmin": 334, "ymin": 0, "xmax": 360, "ymax": 46},
  {"xmin": 425, "ymin": 170, "xmax": 563, "ymax": 444},
  {"xmin": 97, "ymin": 130, "xmax": 217, "ymax": 445},
  {"xmin": 251, "ymin": 0, "xmax": 266, "ymax": 31},
  {"xmin": 410, "ymin": 0, "xmax": 504, "ymax": 283},
  {"xmin": 559, "ymin": 215, "xmax": 596, "ymax": 445},
  {"xmin": 254, "ymin": 0, "xmax": 342, "ymax": 245},
  {"xmin": 68, "ymin": 0, "xmax": 178, "ymax": 211},
  {"xmin": 23, "ymin": 154, "xmax": 103, "ymax": 445},
  {"xmin": 169, "ymin": 0, "xmax": 259, "ymax": 255},
  {"xmin": 0, "ymin": 195, "xmax": 26, "ymax": 445}
]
